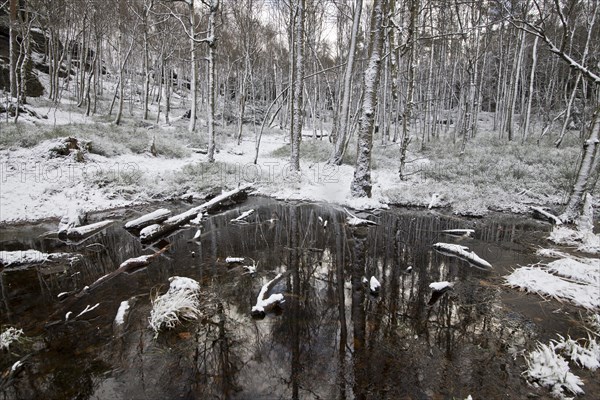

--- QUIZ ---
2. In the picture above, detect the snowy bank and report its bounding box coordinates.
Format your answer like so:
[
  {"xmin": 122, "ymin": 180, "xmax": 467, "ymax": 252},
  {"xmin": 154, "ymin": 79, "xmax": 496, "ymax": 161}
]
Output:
[{"xmin": 505, "ymin": 257, "xmax": 600, "ymax": 310}]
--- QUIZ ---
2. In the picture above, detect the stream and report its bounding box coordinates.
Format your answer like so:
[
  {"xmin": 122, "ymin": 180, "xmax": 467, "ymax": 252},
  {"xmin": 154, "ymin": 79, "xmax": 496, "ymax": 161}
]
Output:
[{"xmin": 1, "ymin": 197, "xmax": 598, "ymax": 399}]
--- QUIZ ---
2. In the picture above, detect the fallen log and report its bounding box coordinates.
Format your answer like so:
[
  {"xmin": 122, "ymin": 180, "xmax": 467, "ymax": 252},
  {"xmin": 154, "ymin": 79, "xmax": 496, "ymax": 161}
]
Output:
[
  {"xmin": 428, "ymin": 281, "xmax": 454, "ymax": 305},
  {"xmin": 432, "ymin": 242, "xmax": 492, "ymax": 270},
  {"xmin": 125, "ymin": 208, "xmax": 172, "ymax": 230},
  {"xmin": 140, "ymin": 184, "xmax": 252, "ymax": 243},
  {"xmin": 58, "ymin": 220, "xmax": 114, "ymax": 241},
  {"xmin": 231, "ymin": 209, "xmax": 255, "ymax": 223},
  {"xmin": 531, "ymin": 206, "xmax": 562, "ymax": 225},
  {"xmin": 0, "ymin": 250, "xmax": 76, "ymax": 269},
  {"xmin": 83, "ymin": 244, "xmax": 171, "ymax": 294},
  {"xmin": 441, "ymin": 229, "xmax": 474, "ymax": 238}
]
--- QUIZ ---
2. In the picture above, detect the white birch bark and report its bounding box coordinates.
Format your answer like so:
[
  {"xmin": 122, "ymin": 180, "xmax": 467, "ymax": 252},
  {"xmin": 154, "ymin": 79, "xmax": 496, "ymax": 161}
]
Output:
[
  {"xmin": 350, "ymin": 0, "xmax": 386, "ymax": 198},
  {"xmin": 330, "ymin": 0, "xmax": 362, "ymax": 166},
  {"xmin": 290, "ymin": 0, "xmax": 305, "ymax": 172}
]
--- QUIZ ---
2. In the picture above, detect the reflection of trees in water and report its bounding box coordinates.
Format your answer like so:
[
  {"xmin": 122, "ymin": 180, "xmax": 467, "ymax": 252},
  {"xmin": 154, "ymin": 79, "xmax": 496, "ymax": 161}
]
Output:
[{"xmin": 1, "ymin": 202, "xmax": 549, "ymax": 399}]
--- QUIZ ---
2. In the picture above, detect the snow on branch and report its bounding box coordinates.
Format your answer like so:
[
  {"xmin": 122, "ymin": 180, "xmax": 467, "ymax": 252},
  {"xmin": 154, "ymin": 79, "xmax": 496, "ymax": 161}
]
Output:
[
  {"xmin": 0, "ymin": 250, "xmax": 75, "ymax": 268},
  {"xmin": 149, "ymin": 276, "xmax": 201, "ymax": 337},
  {"xmin": 125, "ymin": 208, "xmax": 172, "ymax": 230},
  {"xmin": 530, "ymin": 207, "xmax": 562, "ymax": 225},
  {"xmin": 441, "ymin": 229, "xmax": 474, "ymax": 238},
  {"xmin": 432, "ymin": 243, "xmax": 492, "ymax": 270},
  {"xmin": 231, "ymin": 209, "xmax": 254, "ymax": 223},
  {"xmin": 251, "ymin": 272, "xmax": 286, "ymax": 318},
  {"xmin": 139, "ymin": 184, "xmax": 251, "ymax": 243},
  {"xmin": 59, "ymin": 220, "xmax": 115, "ymax": 241}
]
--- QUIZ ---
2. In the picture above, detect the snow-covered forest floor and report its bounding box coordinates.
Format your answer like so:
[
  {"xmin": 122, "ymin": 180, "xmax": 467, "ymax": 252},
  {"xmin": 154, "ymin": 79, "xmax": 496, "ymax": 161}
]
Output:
[{"xmin": 0, "ymin": 94, "xmax": 590, "ymax": 224}]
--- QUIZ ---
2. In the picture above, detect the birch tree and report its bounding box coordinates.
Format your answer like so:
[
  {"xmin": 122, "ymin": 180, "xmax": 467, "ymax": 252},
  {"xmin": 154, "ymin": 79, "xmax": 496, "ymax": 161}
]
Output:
[
  {"xmin": 329, "ymin": 0, "xmax": 362, "ymax": 166},
  {"xmin": 508, "ymin": 0, "xmax": 600, "ymax": 222},
  {"xmin": 290, "ymin": 0, "xmax": 305, "ymax": 172},
  {"xmin": 350, "ymin": 0, "xmax": 387, "ymax": 198}
]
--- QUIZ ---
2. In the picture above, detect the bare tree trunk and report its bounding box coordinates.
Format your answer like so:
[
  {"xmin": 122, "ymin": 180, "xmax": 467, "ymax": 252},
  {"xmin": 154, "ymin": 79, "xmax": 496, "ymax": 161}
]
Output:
[
  {"xmin": 330, "ymin": 0, "xmax": 362, "ymax": 165},
  {"xmin": 290, "ymin": 0, "xmax": 305, "ymax": 172},
  {"xmin": 398, "ymin": 0, "xmax": 419, "ymax": 179},
  {"xmin": 351, "ymin": 0, "xmax": 386, "ymax": 198},
  {"xmin": 506, "ymin": 29, "xmax": 525, "ymax": 141},
  {"xmin": 522, "ymin": 36, "xmax": 538, "ymax": 143},
  {"xmin": 555, "ymin": 73, "xmax": 581, "ymax": 147},
  {"xmin": 560, "ymin": 106, "xmax": 600, "ymax": 222},
  {"xmin": 188, "ymin": 0, "xmax": 197, "ymax": 132},
  {"xmin": 114, "ymin": 24, "xmax": 137, "ymax": 125},
  {"xmin": 142, "ymin": 1, "xmax": 153, "ymax": 120},
  {"xmin": 9, "ymin": 0, "xmax": 18, "ymax": 98},
  {"xmin": 206, "ymin": 0, "xmax": 219, "ymax": 162}
]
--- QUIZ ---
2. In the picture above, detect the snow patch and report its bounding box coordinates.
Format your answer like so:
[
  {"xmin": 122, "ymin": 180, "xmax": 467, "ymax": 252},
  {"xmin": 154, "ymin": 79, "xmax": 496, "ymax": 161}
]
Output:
[
  {"xmin": 114, "ymin": 301, "xmax": 130, "ymax": 326},
  {"xmin": 0, "ymin": 327, "xmax": 24, "ymax": 350},
  {"xmin": 429, "ymin": 281, "xmax": 454, "ymax": 291},
  {"xmin": 505, "ymin": 266, "xmax": 599, "ymax": 309}
]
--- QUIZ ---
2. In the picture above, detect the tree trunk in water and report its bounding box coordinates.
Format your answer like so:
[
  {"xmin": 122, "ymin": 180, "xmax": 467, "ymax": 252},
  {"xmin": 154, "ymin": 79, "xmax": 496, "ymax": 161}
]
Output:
[
  {"xmin": 330, "ymin": 0, "xmax": 362, "ymax": 166},
  {"xmin": 290, "ymin": 0, "xmax": 305, "ymax": 172},
  {"xmin": 351, "ymin": 226, "xmax": 368, "ymax": 400},
  {"xmin": 350, "ymin": 0, "xmax": 386, "ymax": 198}
]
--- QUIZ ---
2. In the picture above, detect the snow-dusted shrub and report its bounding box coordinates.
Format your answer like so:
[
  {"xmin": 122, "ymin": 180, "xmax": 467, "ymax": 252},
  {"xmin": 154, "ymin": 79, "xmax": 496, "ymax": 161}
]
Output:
[
  {"xmin": 0, "ymin": 327, "xmax": 24, "ymax": 350},
  {"xmin": 524, "ymin": 342, "xmax": 584, "ymax": 397},
  {"xmin": 553, "ymin": 335, "xmax": 600, "ymax": 371},
  {"xmin": 153, "ymin": 136, "xmax": 191, "ymax": 159},
  {"xmin": 149, "ymin": 276, "xmax": 201, "ymax": 337}
]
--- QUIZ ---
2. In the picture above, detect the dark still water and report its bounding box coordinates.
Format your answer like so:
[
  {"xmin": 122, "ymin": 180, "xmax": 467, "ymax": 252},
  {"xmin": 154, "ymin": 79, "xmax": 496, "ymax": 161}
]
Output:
[{"xmin": 1, "ymin": 197, "xmax": 597, "ymax": 399}]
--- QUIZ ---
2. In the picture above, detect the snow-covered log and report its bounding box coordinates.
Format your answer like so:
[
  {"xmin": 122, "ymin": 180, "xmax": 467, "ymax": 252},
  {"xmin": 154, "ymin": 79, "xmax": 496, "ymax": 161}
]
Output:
[
  {"xmin": 428, "ymin": 281, "xmax": 454, "ymax": 305},
  {"xmin": 0, "ymin": 249, "xmax": 76, "ymax": 269},
  {"xmin": 531, "ymin": 206, "xmax": 562, "ymax": 225},
  {"xmin": 344, "ymin": 208, "xmax": 378, "ymax": 226},
  {"xmin": 429, "ymin": 281, "xmax": 454, "ymax": 292},
  {"xmin": 441, "ymin": 229, "xmax": 474, "ymax": 238},
  {"xmin": 231, "ymin": 209, "xmax": 254, "ymax": 223},
  {"xmin": 140, "ymin": 184, "xmax": 252, "ymax": 243},
  {"xmin": 124, "ymin": 208, "xmax": 172, "ymax": 230},
  {"xmin": 225, "ymin": 257, "xmax": 244, "ymax": 264},
  {"xmin": 85, "ymin": 245, "xmax": 170, "ymax": 293},
  {"xmin": 251, "ymin": 272, "xmax": 286, "ymax": 318},
  {"xmin": 149, "ymin": 276, "xmax": 201, "ymax": 336},
  {"xmin": 433, "ymin": 242, "xmax": 492, "ymax": 270},
  {"xmin": 59, "ymin": 220, "xmax": 114, "ymax": 240}
]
